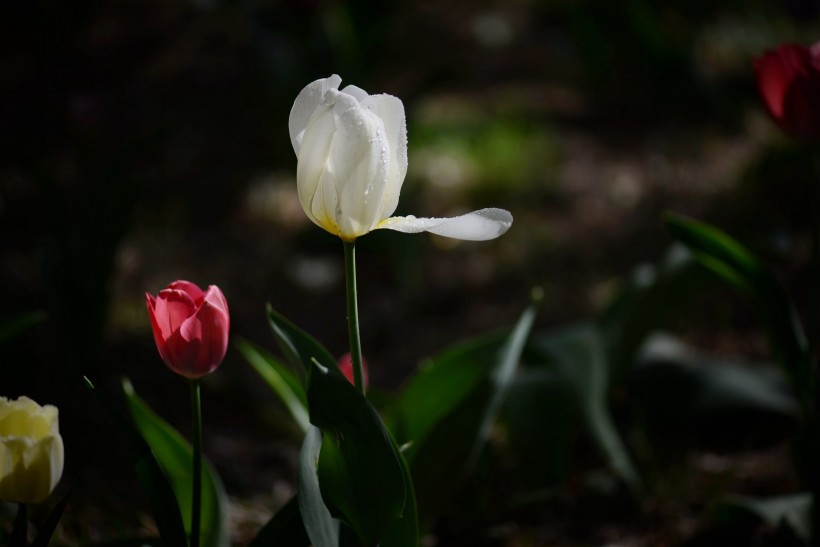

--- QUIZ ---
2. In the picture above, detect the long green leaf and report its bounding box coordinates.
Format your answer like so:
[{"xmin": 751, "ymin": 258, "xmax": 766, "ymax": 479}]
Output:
[
  {"xmin": 721, "ymin": 493, "xmax": 811, "ymax": 542},
  {"xmin": 634, "ymin": 334, "xmax": 798, "ymax": 419},
  {"xmin": 122, "ymin": 379, "xmax": 229, "ymax": 547},
  {"xmin": 235, "ymin": 337, "xmax": 310, "ymax": 432},
  {"xmin": 249, "ymin": 495, "xmax": 311, "ymax": 547},
  {"xmin": 309, "ymin": 361, "xmax": 407, "ymax": 546},
  {"xmin": 267, "ymin": 305, "xmax": 340, "ymax": 376},
  {"xmin": 386, "ymin": 330, "xmax": 506, "ymax": 521},
  {"xmin": 385, "ymin": 296, "xmax": 540, "ymax": 522},
  {"xmin": 266, "ymin": 306, "xmax": 416, "ymax": 544},
  {"xmin": 600, "ymin": 245, "xmax": 715, "ymax": 380},
  {"xmin": 83, "ymin": 377, "xmax": 187, "ymax": 547},
  {"xmin": 380, "ymin": 434, "xmax": 419, "ymax": 547},
  {"xmin": 529, "ymin": 324, "xmax": 641, "ymax": 493},
  {"xmin": 468, "ymin": 289, "xmax": 542, "ymax": 464},
  {"xmin": 665, "ymin": 213, "xmax": 811, "ymax": 409},
  {"xmin": 297, "ymin": 426, "xmax": 340, "ymax": 547}
]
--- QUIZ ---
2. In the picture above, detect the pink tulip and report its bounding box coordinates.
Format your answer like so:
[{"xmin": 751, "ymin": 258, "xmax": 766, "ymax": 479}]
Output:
[
  {"xmin": 754, "ymin": 42, "xmax": 820, "ymax": 141},
  {"xmin": 146, "ymin": 281, "xmax": 230, "ymax": 379},
  {"xmin": 337, "ymin": 352, "xmax": 369, "ymax": 388}
]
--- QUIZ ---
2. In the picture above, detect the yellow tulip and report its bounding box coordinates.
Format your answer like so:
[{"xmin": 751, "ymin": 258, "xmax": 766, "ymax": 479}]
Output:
[{"xmin": 0, "ymin": 396, "xmax": 64, "ymax": 504}]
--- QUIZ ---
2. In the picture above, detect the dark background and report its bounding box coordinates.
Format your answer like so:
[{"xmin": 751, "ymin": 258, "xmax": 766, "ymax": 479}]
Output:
[{"xmin": 2, "ymin": 0, "xmax": 820, "ymax": 543}]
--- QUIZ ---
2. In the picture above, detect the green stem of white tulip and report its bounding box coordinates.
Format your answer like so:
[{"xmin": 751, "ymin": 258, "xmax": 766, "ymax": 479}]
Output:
[
  {"xmin": 343, "ymin": 239, "xmax": 366, "ymax": 395},
  {"xmin": 190, "ymin": 380, "xmax": 202, "ymax": 547}
]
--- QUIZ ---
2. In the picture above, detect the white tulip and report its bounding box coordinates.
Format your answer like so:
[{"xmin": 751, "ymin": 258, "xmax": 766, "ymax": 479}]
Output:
[{"xmin": 289, "ymin": 75, "xmax": 513, "ymax": 241}]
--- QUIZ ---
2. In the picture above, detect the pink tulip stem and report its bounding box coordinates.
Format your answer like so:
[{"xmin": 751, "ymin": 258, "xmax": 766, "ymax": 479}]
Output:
[
  {"xmin": 343, "ymin": 239, "xmax": 366, "ymax": 395},
  {"xmin": 190, "ymin": 380, "xmax": 202, "ymax": 547}
]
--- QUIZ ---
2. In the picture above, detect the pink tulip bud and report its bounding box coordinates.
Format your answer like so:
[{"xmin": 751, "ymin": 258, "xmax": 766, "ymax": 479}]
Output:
[
  {"xmin": 754, "ymin": 42, "xmax": 820, "ymax": 142},
  {"xmin": 146, "ymin": 281, "xmax": 230, "ymax": 379},
  {"xmin": 337, "ymin": 352, "xmax": 369, "ymax": 388}
]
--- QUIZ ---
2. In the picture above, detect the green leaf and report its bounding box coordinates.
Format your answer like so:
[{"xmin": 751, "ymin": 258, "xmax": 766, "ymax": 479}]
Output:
[
  {"xmin": 379, "ymin": 435, "xmax": 419, "ymax": 547},
  {"xmin": 297, "ymin": 426, "xmax": 340, "ymax": 547},
  {"xmin": 308, "ymin": 361, "xmax": 407, "ymax": 546},
  {"xmin": 265, "ymin": 306, "xmax": 417, "ymax": 544},
  {"xmin": 267, "ymin": 305, "xmax": 341, "ymax": 376},
  {"xmin": 122, "ymin": 379, "xmax": 229, "ymax": 547},
  {"xmin": 468, "ymin": 288, "xmax": 542, "ymax": 464},
  {"xmin": 0, "ymin": 310, "xmax": 45, "ymax": 346},
  {"xmin": 665, "ymin": 213, "xmax": 810, "ymax": 407},
  {"xmin": 529, "ymin": 324, "xmax": 641, "ymax": 493},
  {"xmin": 633, "ymin": 334, "xmax": 798, "ymax": 419},
  {"xmin": 721, "ymin": 493, "xmax": 811, "ymax": 543},
  {"xmin": 388, "ymin": 331, "xmax": 505, "ymax": 453},
  {"xmin": 600, "ymin": 245, "xmax": 715, "ymax": 380},
  {"xmin": 235, "ymin": 337, "xmax": 310, "ymax": 432},
  {"xmin": 83, "ymin": 377, "xmax": 187, "ymax": 547},
  {"xmin": 249, "ymin": 495, "xmax": 310, "ymax": 547},
  {"xmin": 502, "ymin": 369, "xmax": 577, "ymax": 491},
  {"xmin": 385, "ymin": 294, "xmax": 540, "ymax": 521},
  {"xmin": 387, "ymin": 330, "xmax": 503, "ymax": 518}
]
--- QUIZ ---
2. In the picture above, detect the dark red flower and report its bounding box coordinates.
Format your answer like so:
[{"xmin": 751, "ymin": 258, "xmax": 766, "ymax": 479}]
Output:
[
  {"xmin": 146, "ymin": 281, "xmax": 230, "ymax": 379},
  {"xmin": 754, "ymin": 42, "xmax": 820, "ymax": 141}
]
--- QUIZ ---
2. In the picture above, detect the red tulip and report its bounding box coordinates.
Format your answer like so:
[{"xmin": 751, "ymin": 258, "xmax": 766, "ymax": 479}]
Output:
[
  {"xmin": 146, "ymin": 281, "xmax": 230, "ymax": 379},
  {"xmin": 337, "ymin": 352, "xmax": 369, "ymax": 388},
  {"xmin": 754, "ymin": 42, "xmax": 820, "ymax": 141}
]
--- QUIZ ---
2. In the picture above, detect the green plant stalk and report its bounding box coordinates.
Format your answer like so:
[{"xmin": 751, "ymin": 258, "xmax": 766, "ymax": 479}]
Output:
[
  {"xmin": 343, "ymin": 239, "xmax": 366, "ymax": 394},
  {"xmin": 190, "ymin": 380, "xmax": 202, "ymax": 547}
]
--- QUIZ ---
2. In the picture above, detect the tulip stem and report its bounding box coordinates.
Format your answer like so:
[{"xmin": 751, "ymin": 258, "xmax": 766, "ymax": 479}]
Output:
[
  {"xmin": 190, "ymin": 380, "xmax": 202, "ymax": 547},
  {"xmin": 343, "ymin": 239, "xmax": 366, "ymax": 395}
]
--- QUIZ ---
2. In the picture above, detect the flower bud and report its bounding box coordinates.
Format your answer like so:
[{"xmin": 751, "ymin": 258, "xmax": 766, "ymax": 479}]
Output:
[
  {"xmin": 0, "ymin": 396, "xmax": 64, "ymax": 504},
  {"xmin": 146, "ymin": 280, "xmax": 230, "ymax": 379},
  {"xmin": 754, "ymin": 42, "xmax": 820, "ymax": 141},
  {"xmin": 290, "ymin": 75, "xmax": 513, "ymax": 241},
  {"xmin": 337, "ymin": 352, "xmax": 369, "ymax": 388}
]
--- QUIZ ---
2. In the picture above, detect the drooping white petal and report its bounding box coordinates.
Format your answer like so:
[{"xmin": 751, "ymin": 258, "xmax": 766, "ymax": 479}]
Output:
[
  {"xmin": 289, "ymin": 75, "xmax": 342, "ymax": 153},
  {"xmin": 377, "ymin": 208, "xmax": 513, "ymax": 241}
]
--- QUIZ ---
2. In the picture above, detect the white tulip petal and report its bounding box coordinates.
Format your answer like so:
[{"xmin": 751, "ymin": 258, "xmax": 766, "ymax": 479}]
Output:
[
  {"xmin": 289, "ymin": 74, "xmax": 342, "ymax": 153},
  {"xmin": 359, "ymin": 92, "xmax": 407, "ymax": 219},
  {"xmin": 328, "ymin": 90, "xmax": 389, "ymax": 237},
  {"xmin": 377, "ymin": 208, "xmax": 513, "ymax": 241}
]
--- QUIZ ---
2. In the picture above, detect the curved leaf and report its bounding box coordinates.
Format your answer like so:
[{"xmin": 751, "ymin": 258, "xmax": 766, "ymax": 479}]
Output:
[
  {"xmin": 298, "ymin": 427, "xmax": 340, "ymax": 547},
  {"xmin": 665, "ymin": 213, "xmax": 810, "ymax": 408},
  {"xmin": 386, "ymin": 294, "xmax": 541, "ymax": 520},
  {"xmin": 122, "ymin": 379, "xmax": 229, "ymax": 547},
  {"xmin": 529, "ymin": 324, "xmax": 641, "ymax": 493},
  {"xmin": 249, "ymin": 495, "xmax": 311, "ymax": 547},
  {"xmin": 83, "ymin": 377, "xmax": 187, "ymax": 547},
  {"xmin": 235, "ymin": 337, "xmax": 310, "ymax": 432},
  {"xmin": 267, "ymin": 305, "xmax": 340, "ymax": 376},
  {"xmin": 308, "ymin": 361, "xmax": 407, "ymax": 546}
]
